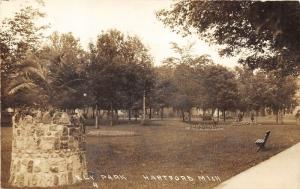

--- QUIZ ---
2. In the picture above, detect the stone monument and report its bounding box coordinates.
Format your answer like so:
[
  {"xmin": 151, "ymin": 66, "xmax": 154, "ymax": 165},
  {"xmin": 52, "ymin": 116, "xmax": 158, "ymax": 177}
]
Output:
[{"xmin": 9, "ymin": 110, "xmax": 87, "ymax": 187}]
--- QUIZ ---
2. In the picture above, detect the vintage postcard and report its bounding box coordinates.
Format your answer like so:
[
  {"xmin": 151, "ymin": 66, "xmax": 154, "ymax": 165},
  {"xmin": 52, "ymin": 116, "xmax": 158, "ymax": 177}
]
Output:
[{"xmin": 1, "ymin": 0, "xmax": 300, "ymax": 189}]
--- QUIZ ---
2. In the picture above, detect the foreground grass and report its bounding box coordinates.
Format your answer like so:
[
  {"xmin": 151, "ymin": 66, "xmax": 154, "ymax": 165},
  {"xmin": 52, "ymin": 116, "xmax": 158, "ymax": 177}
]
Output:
[{"xmin": 1, "ymin": 119, "xmax": 300, "ymax": 189}]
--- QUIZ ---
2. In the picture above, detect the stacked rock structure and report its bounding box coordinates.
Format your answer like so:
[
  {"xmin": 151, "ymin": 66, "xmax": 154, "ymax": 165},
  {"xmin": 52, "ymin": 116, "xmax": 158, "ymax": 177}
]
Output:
[{"xmin": 9, "ymin": 110, "xmax": 87, "ymax": 187}]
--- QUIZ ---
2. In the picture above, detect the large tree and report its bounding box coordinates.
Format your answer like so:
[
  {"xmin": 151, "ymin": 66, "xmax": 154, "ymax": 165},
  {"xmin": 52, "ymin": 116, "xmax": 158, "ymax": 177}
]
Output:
[
  {"xmin": 201, "ymin": 64, "xmax": 239, "ymax": 121},
  {"xmin": 157, "ymin": 1, "xmax": 300, "ymax": 76},
  {"xmin": 1, "ymin": 6, "xmax": 47, "ymax": 108},
  {"xmin": 38, "ymin": 32, "xmax": 88, "ymax": 109},
  {"xmin": 235, "ymin": 66, "xmax": 298, "ymax": 123},
  {"xmin": 87, "ymin": 29, "xmax": 154, "ymax": 126},
  {"xmin": 151, "ymin": 65, "xmax": 177, "ymax": 119},
  {"xmin": 263, "ymin": 73, "xmax": 298, "ymax": 123},
  {"xmin": 235, "ymin": 66, "xmax": 269, "ymax": 114},
  {"xmin": 164, "ymin": 42, "xmax": 212, "ymax": 122},
  {"xmin": 1, "ymin": 5, "xmax": 89, "ymax": 188}
]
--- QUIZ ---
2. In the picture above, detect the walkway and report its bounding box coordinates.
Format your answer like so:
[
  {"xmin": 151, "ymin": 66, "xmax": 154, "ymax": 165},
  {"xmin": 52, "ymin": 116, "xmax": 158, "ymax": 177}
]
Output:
[{"xmin": 215, "ymin": 142, "xmax": 300, "ymax": 189}]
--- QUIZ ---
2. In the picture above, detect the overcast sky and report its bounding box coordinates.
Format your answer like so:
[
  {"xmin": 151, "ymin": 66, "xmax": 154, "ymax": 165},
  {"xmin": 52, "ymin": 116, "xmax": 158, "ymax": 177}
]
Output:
[{"xmin": 0, "ymin": 0, "xmax": 239, "ymax": 67}]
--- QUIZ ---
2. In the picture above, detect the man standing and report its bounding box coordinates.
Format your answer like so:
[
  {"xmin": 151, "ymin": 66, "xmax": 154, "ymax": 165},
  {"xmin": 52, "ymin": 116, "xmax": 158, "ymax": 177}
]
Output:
[{"xmin": 251, "ymin": 112, "xmax": 255, "ymax": 123}]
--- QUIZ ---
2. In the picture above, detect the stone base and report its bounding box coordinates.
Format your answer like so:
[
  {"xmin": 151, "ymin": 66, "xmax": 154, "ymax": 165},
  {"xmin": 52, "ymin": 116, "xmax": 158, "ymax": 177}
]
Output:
[
  {"xmin": 9, "ymin": 151, "xmax": 87, "ymax": 187},
  {"xmin": 9, "ymin": 111, "xmax": 87, "ymax": 187}
]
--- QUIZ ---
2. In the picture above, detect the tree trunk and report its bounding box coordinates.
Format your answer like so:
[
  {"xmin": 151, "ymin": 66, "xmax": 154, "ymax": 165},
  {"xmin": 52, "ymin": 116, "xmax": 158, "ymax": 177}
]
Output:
[
  {"xmin": 217, "ymin": 109, "xmax": 220, "ymax": 122},
  {"xmin": 95, "ymin": 105, "xmax": 99, "ymax": 129},
  {"xmin": 128, "ymin": 109, "xmax": 131, "ymax": 121},
  {"xmin": 141, "ymin": 90, "xmax": 146, "ymax": 125},
  {"xmin": 85, "ymin": 107, "xmax": 89, "ymax": 117},
  {"xmin": 188, "ymin": 110, "xmax": 191, "ymax": 123},
  {"xmin": 223, "ymin": 110, "xmax": 226, "ymax": 122},
  {"xmin": 135, "ymin": 110, "xmax": 138, "ymax": 121},
  {"xmin": 92, "ymin": 107, "xmax": 95, "ymax": 119},
  {"xmin": 280, "ymin": 110, "xmax": 283, "ymax": 124},
  {"xmin": 110, "ymin": 102, "xmax": 113, "ymax": 126},
  {"xmin": 261, "ymin": 107, "xmax": 266, "ymax": 116},
  {"xmin": 277, "ymin": 109, "xmax": 283, "ymax": 124},
  {"xmin": 282, "ymin": 109, "xmax": 284, "ymax": 124},
  {"xmin": 160, "ymin": 107, "xmax": 164, "ymax": 120},
  {"xmin": 181, "ymin": 110, "xmax": 185, "ymax": 122},
  {"xmin": 149, "ymin": 108, "xmax": 152, "ymax": 119},
  {"xmin": 115, "ymin": 109, "xmax": 119, "ymax": 124},
  {"xmin": 276, "ymin": 110, "xmax": 279, "ymax": 124},
  {"xmin": 211, "ymin": 108, "xmax": 215, "ymax": 117}
]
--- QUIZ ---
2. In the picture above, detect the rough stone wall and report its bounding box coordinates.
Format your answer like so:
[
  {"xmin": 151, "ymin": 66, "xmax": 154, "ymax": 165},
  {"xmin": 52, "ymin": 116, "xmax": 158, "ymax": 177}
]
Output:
[{"xmin": 9, "ymin": 111, "xmax": 87, "ymax": 187}]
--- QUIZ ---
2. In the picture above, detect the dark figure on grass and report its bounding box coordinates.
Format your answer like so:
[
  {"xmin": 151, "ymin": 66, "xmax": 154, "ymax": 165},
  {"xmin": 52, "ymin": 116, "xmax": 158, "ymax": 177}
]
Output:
[
  {"xmin": 238, "ymin": 113, "xmax": 243, "ymax": 122},
  {"xmin": 72, "ymin": 109, "xmax": 86, "ymax": 133},
  {"xmin": 251, "ymin": 113, "xmax": 255, "ymax": 123}
]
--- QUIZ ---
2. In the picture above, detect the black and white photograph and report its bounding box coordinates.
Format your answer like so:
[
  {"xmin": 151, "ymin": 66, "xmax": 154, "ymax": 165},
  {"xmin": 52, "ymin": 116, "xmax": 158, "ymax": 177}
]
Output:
[{"xmin": 1, "ymin": 0, "xmax": 300, "ymax": 188}]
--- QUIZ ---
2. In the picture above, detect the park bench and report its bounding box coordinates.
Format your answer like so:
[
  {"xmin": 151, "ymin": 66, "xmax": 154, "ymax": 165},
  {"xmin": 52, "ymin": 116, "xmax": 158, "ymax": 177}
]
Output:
[{"xmin": 255, "ymin": 130, "xmax": 271, "ymax": 152}]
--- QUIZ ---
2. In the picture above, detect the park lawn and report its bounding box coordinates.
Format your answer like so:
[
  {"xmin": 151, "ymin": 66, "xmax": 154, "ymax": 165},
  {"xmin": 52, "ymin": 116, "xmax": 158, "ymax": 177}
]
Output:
[{"xmin": 1, "ymin": 119, "xmax": 300, "ymax": 189}]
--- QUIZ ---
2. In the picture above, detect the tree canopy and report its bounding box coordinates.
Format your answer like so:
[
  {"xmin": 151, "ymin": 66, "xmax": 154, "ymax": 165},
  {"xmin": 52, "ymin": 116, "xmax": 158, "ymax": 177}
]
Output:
[
  {"xmin": 87, "ymin": 29, "xmax": 155, "ymax": 113},
  {"xmin": 157, "ymin": 1, "xmax": 300, "ymax": 76},
  {"xmin": 2, "ymin": 3, "xmax": 299, "ymax": 125},
  {"xmin": 1, "ymin": 6, "xmax": 47, "ymax": 108}
]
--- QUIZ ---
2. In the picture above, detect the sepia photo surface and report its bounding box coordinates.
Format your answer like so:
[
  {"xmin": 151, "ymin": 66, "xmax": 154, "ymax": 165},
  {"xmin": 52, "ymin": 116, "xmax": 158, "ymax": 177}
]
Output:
[{"xmin": 1, "ymin": 0, "xmax": 300, "ymax": 189}]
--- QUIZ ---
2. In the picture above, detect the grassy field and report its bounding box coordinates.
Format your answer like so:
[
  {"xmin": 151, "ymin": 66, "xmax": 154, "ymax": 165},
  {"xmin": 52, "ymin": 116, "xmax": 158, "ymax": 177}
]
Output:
[{"xmin": 1, "ymin": 119, "xmax": 300, "ymax": 189}]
